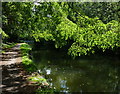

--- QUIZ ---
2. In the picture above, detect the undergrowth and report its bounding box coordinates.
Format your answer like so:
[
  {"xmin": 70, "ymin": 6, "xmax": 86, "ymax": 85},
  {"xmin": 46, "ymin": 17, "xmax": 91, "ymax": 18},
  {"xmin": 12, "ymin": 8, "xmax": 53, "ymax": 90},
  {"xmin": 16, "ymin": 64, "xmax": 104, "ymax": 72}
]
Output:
[{"xmin": 20, "ymin": 43, "xmax": 37, "ymax": 72}]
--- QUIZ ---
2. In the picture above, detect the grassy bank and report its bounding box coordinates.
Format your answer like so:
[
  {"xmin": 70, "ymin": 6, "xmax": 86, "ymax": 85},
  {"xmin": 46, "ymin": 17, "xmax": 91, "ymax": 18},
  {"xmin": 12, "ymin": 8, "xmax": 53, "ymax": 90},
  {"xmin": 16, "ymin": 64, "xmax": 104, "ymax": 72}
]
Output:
[
  {"xmin": 2, "ymin": 43, "xmax": 17, "ymax": 49},
  {"xmin": 20, "ymin": 43, "xmax": 36, "ymax": 72},
  {"xmin": 1, "ymin": 43, "xmax": 17, "ymax": 53},
  {"xmin": 20, "ymin": 43, "xmax": 51, "ymax": 93}
]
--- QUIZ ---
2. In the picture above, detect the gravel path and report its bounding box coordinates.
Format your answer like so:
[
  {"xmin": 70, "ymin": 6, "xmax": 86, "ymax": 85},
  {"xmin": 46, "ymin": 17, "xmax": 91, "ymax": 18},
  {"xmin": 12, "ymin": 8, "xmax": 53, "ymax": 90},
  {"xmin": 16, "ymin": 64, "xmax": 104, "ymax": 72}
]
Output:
[
  {"xmin": 0, "ymin": 43, "xmax": 23, "ymax": 66},
  {"xmin": 0, "ymin": 43, "xmax": 38, "ymax": 94}
]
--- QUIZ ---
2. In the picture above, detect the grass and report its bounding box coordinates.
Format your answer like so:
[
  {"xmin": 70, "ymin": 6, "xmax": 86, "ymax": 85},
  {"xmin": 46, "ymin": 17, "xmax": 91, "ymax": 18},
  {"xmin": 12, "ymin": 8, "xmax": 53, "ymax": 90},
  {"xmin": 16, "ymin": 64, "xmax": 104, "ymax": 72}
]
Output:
[
  {"xmin": 20, "ymin": 43, "xmax": 32, "ymax": 56},
  {"xmin": 20, "ymin": 43, "xmax": 55, "ymax": 93},
  {"xmin": 1, "ymin": 42, "xmax": 17, "ymax": 54},
  {"xmin": 22, "ymin": 56, "xmax": 37, "ymax": 72},
  {"xmin": 28, "ymin": 75, "xmax": 48, "ymax": 86},
  {"xmin": 20, "ymin": 43, "xmax": 37, "ymax": 72},
  {"xmin": 2, "ymin": 42, "xmax": 17, "ymax": 49}
]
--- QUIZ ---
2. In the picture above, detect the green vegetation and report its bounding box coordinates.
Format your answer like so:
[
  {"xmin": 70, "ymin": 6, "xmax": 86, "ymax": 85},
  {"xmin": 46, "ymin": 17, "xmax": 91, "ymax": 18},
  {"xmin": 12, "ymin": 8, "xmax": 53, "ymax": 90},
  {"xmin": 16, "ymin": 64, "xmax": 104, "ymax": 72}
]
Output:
[
  {"xmin": 2, "ymin": 2, "xmax": 120, "ymax": 58},
  {"xmin": 28, "ymin": 75, "xmax": 48, "ymax": 86},
  {"xmin": 2, "ymin": 42, "xmax": 16, "ymax": 50},
  {"xmin": 20, "ymin": 43, "xmax": 50, "ymax": 92},
  {"xmin": 36, "ymin": 87, "xmax": 57, "ymax": 94},
  {"xmin": 2, "ymin": 2, "xmax": 120, "ymax": 93},
  {"xmin": 1, "ymin": 42, "xmax": 16, "ymax": 54},
  {"xmin": 20, "ymin": 43, "xmax": 36, "ymax": 72},
  {"xmin": 0, "ymin": 28, "xmax": 8, "ymax": 39},
  {"xmin": 20, "ymin": 43, "xmax": 32, "ymax": 56},
  {"xmin": 22, "ymin": 56, "xmax": 37, "ymax": 72}
]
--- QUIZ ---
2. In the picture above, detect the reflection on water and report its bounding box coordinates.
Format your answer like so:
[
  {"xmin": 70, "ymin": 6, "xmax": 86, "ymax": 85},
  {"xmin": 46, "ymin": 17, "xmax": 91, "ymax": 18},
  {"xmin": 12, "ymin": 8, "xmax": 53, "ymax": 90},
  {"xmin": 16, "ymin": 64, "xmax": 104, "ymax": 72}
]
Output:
[{"xmin": 32, "ymin": 48, "xmax": 120, "ymax": 92}]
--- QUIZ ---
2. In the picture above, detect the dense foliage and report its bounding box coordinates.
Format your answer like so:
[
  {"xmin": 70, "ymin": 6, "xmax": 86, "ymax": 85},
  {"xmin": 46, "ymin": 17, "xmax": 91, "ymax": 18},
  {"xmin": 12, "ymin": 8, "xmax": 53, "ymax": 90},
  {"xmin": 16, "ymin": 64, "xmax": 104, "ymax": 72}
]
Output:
[
  {"xmin": 0, "ymin": 28, "xmax": 8, "ymax": 39},
  {"xmin": 2, "ymin": 2, "xmax": 33, "ymax": 41},
  {"xmin": 2, "ymin": 2, "xmax": 120, "ymax": 58}
]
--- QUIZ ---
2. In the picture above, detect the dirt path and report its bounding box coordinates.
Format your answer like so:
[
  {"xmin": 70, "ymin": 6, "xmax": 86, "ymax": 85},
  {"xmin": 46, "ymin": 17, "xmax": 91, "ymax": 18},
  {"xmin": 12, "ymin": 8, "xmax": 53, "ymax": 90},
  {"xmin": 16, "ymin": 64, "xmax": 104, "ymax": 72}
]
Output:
[
  {"xmin": 0, "ymin": 43, "xmax": 22, "ymax": 66},
  {"xmin": 0, "ymin": 43, "xmax": 38, "ymax": 94}
]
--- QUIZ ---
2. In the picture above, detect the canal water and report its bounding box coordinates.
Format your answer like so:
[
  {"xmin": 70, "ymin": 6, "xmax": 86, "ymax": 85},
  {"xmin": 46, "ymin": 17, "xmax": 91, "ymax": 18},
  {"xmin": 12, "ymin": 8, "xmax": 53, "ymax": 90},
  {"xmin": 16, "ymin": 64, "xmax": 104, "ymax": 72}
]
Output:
[{"xmin": 31, "ymin": 45, "xmax": 120, "ymax": 93}]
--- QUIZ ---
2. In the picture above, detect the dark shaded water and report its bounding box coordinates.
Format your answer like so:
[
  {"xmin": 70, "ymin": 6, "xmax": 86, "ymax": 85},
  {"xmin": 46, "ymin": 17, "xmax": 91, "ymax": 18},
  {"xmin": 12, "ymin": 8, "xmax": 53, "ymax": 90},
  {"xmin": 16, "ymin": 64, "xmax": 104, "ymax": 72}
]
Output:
[{"xmin": 32, "ymin": 46, "xmax": 120, "ymax": 93}]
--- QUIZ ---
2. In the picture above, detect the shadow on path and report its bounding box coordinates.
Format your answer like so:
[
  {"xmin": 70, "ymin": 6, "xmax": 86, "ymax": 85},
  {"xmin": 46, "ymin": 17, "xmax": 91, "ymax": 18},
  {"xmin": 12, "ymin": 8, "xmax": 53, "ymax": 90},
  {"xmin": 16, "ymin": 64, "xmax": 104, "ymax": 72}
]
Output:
[{"xmin": 0, "ymin": 43, "xmax": 38, "ymax": 94}]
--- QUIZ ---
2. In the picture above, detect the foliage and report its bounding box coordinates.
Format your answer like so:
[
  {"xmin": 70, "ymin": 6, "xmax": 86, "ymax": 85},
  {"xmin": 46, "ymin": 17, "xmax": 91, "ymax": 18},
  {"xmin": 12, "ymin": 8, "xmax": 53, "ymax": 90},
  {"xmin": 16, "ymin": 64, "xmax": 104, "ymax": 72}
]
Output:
[
  {"xmin": 36, "ymin": 87, "xmax": 56, "ymax": 94},
  {"xmin": 83, "ymin": 2, "xmax": 119, "ymax": 23},
  {"xmin": 2, "ymin": 42, "xmax": 16, "ymax": 49},
  {"xmin": 2, "ymin": 2, "xmax": 120, "ymax": 58},
  {"xmin": 20, "ymin": 43, "xmax": 32, "ymax": 56},
  {"xmin": 22, "ymin": 56, "xmax": 37, "ymax": 72},
  {"xmin": 67, "ymin": 18, "xmax": 120, "ymax": 57},
  {"xmin": 31, "ymin": 2, "xmax": 119, "ymax": 57},
  {"xmin": 2, "ymin": 2, "xmax": 34, "ymax": 41},
  {"xmin": 68, "ymin": 2, "xmax": 119, "ymax": 24},
  {"xmin": 22, "ymin": 56, "xmax": 33, "ymax": 65},
  {"xmin": 0, "ymin": 28, "xmax": 8, "ymax": 39},
  {"xmin": 28, "ymin": 75, "xmax": 47, "ymax": 85},
  {"xmin": 20, "ymin": 43, "xmax": 49, "ymax": 91},
  {"xmin": 31, "ymin": 2, "xmax": 119, "ymax": 58},
  {"xmin": 20, "ymin": 43, "xmax": 36, "ymax": 72}
]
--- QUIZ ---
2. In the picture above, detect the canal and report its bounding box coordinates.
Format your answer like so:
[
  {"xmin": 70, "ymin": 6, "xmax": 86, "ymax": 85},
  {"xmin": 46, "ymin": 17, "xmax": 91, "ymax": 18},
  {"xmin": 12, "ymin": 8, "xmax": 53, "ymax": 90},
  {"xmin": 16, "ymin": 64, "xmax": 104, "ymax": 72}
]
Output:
[{"xmin": 31, "ymin": 44, "xmax": 120, "ymax": 93}]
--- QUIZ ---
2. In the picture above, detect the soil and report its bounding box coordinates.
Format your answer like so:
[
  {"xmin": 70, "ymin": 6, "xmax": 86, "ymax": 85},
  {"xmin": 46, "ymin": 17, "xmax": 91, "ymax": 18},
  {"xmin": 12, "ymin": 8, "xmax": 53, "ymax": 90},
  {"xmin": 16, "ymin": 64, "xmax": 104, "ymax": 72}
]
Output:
[{"xmin": 0, "ymin": 43, "xmax": 39, "ymax": 94}]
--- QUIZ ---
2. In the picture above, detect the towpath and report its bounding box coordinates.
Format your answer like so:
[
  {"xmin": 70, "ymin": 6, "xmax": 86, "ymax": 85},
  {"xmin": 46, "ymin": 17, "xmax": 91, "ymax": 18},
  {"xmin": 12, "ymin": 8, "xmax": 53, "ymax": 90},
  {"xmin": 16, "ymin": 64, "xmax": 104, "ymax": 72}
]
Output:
[{"xmin": 0, "ymin": 43, "xmax": 38, "ymax": 94}]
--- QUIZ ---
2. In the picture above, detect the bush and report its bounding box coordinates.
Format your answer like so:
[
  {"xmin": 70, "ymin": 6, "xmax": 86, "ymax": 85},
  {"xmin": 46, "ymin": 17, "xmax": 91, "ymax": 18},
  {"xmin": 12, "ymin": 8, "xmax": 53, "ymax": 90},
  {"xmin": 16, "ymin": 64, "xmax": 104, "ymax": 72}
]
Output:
[{"xmin": 20, "ymin": 43, "xmax": 32, "ymax": 56}]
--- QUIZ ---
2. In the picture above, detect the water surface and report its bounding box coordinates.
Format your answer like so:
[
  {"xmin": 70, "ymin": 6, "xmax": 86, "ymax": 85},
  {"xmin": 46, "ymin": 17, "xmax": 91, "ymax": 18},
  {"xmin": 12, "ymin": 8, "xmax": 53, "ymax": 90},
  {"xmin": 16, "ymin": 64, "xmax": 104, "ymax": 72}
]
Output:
[{"xmin": 32, "ymin": 47, "xmax": 120, "ymax": 93}]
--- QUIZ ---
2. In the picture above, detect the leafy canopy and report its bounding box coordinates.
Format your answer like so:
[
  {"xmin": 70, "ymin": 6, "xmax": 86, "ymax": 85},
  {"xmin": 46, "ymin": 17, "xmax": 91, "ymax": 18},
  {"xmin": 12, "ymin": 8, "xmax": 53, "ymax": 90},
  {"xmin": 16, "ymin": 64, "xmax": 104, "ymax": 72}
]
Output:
[{"xmin": 2, "ymin": 2, "xmax": 120, "ymax": 57}]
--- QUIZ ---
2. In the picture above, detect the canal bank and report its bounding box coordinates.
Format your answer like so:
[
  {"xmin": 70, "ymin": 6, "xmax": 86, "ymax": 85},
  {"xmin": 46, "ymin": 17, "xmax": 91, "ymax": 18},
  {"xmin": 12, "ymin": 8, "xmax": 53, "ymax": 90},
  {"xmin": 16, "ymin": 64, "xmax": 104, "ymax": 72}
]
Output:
[
  {"xmin": 1, "ymin": 43, "xmax": 120, "ymax": 93},
  {"xmin": 31, "ymin": 43, "xmax": 120, "ymax": 93},
  {"xmin": 1, "ymin": 43, "xmax": 49, "ymax": 93}
]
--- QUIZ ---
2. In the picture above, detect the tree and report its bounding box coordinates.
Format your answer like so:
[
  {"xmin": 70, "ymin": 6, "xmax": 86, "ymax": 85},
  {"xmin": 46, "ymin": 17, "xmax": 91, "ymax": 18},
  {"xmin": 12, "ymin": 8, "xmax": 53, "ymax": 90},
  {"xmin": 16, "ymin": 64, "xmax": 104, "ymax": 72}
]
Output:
[
  {"xmin": 31, "ymin": 2, "xmax": 120, "ymax": 57},
  {"xmin": 2, "ymin": 2, "xmax": 120, "ymax": 57},
  {"xmin": 2, "ymin": 2, "xmax": 34, "ymax": 42}
]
